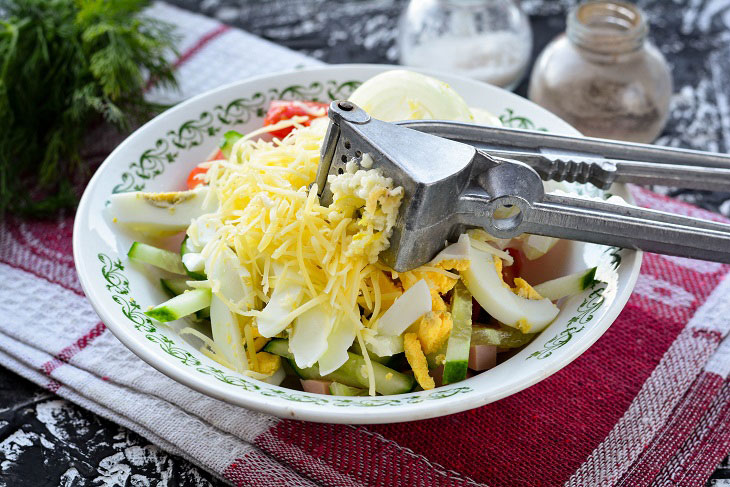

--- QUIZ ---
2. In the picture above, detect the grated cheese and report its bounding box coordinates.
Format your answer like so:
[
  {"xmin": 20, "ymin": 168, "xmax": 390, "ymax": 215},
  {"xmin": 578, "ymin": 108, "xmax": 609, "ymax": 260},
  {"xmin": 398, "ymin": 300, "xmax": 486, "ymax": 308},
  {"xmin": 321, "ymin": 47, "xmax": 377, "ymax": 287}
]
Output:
[{"xmin": 194, "ymin": 117, "xmax": 404, "ymax": 391}]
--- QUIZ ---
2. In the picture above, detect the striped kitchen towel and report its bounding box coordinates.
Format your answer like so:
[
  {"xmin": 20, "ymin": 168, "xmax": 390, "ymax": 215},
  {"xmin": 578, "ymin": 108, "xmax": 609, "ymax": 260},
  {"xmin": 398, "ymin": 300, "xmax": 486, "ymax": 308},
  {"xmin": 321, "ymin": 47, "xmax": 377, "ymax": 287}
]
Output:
[{"xmin": 1, "ymin": 3, "xmax": 729, "ymax": 486}]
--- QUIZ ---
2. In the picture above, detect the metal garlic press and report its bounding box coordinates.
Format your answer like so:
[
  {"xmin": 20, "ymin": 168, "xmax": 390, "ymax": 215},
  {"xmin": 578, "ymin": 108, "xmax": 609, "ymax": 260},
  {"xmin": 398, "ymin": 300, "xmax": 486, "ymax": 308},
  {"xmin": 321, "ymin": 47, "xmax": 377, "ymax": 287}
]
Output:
[{"xmin": 315, "ymin": 101, "xmax": 730, "ymax": 272}]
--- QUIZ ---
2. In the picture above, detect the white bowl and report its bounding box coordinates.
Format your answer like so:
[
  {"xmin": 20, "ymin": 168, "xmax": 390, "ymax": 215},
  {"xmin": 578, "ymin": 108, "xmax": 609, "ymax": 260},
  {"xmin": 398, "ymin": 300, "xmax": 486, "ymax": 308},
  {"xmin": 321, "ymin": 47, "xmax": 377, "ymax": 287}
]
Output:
[{"xmin": 73, "ymin": 64, "xmax": 641, "ymax": 423}]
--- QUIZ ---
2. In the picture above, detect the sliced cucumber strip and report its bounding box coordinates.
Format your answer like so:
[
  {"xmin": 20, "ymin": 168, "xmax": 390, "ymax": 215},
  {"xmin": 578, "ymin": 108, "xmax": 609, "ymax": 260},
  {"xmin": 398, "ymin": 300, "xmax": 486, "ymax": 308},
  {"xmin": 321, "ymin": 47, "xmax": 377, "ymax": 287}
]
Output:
[
  {"xmin": 263, "ymin": 338, "xmax": 292, "ymax": 358},
  {"xmin": 335, "ymin": 353, "xmax": 415, "ymax": 395},
  {"xmin": 160, "ymin": 277, "xmax": 191, "ymax": 297},
  {"xmin": 533, "ymin": 267, "xmax": 598, "ymax": 301},
  {"xmin": 287, "ymin": 360, "xmax": 321, "ymax": 380},
  {"xmin": 128, "ymin": 242, "xmax": 186, "ymax": 275},
  {"xmin": 266, "ymin": 339, "xmax": 414, "ymax": 395},
  {"xmin": 219, "ymin": 130, "xmax": 243, "ymax": 158},
  {"xmin": 329, "ymin": 382, "xmax": 367, "ymax": 396},
  {"xmin": 145, "ymin": 288, "xmax": 212, "ymax": 322},
  {"xmin": 443, "ymin": 281, "xmax": 472, "ymax": 385},
  {"xmin": 160, "ymin": 278, "xmax": 210, "ymax": 320},
  {"xmin": 471, "ymin": 324, "xmax": 533, "ymax": 349},
  {"xmin": 425, "ymin": 348, "xmax": 446, "ymax": 369},
  {"xmin": 180, "ymin": 236, "xmax": 206, "ymax": 280}
]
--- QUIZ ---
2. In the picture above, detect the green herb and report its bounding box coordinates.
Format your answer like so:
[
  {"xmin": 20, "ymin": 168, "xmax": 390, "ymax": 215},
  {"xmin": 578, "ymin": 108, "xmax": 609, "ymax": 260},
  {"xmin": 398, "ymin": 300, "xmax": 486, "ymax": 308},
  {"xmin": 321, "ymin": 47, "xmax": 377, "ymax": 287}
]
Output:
[{"xmin": 0, "ymin": 0, "xmax": 179, "ymax": 216}]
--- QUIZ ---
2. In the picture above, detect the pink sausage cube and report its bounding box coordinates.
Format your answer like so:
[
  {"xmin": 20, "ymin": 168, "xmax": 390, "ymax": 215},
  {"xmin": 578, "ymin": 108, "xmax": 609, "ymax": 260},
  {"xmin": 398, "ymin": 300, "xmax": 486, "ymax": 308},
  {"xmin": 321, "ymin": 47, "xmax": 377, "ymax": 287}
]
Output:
[
  {"xmin": 300, "ymin": 379, "xmax": 332, "ymax": 395},
  {"xmin": 468, "ymin": 345, "xmax": 497, "ymax": 371}
]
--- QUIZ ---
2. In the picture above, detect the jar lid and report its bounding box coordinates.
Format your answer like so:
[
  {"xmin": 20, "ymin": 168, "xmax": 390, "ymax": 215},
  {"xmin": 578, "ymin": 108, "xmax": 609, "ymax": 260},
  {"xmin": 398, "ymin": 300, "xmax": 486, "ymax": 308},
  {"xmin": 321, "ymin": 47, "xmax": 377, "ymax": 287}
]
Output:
[{"xmin": 567, "ymin": 1, "xmax": 648, "ymax": 55}]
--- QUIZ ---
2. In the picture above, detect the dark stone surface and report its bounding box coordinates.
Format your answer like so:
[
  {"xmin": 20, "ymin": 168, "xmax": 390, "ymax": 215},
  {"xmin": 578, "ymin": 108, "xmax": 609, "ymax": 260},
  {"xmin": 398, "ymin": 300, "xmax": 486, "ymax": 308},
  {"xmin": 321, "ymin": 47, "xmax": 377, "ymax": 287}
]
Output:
[
  {"xmin": 2, "ymin": 1, "xmax": 729, "ymax": 485},
  {"xmin": 0, "ymin": 365, "xmax": 222, "ymax": 486}
]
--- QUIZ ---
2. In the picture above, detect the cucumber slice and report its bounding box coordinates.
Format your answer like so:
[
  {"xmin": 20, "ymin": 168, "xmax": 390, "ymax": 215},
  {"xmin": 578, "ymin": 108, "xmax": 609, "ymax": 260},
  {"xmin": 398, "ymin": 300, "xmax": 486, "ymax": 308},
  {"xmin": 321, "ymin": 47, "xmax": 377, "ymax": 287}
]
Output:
[
  {"xmin": 219, "ymin": 130, "xmax": 243, "ymax": 158},
  {"xmin": 339, "ymin": 352, "xmax": 414, "ymax": 395},
  {"xmin": 287, "ymin": 360, "xmax": 323, "ymax": 381},
  {"xmin": 160, "ymin": 278, "xmax": 210, "ymax": 320},
  {"xmin": 263, "ymin": 338, "xmax": 292, "ymax": 358},
  {"xmin": 266, "ymin": 339, "xmax": 414, "ymax": 395},
  {"xmin": 329, "ymin": 382, "xmax": 367, "ymax": 396},
  {"xmin": 471, "ymin": 324, "xmax": 534, "ymax": 349},
  {"xmin": 128, "ymin": 242, "xmax": 186, "ymax": 275},
  {"xmin": 180, "ymin": 236, "xmax": 206, "ymax": 280},
  {"xmin": 425, "ymin": 343, "xmax": 447, "ymax": 369},
  {"xmin": 160, "ymin": 277, "xmax": 190, "ymax": 297},
  {"xmin": 442, "ymin": 281, "xmax": 472, "ymax": 385},
  {"xmin": 533, "ymin": 267, "xmax": 598, "ymax": 301},
  {"xmin": 145, "ymin": 288, "xmax": 212, "ymax": 322}
]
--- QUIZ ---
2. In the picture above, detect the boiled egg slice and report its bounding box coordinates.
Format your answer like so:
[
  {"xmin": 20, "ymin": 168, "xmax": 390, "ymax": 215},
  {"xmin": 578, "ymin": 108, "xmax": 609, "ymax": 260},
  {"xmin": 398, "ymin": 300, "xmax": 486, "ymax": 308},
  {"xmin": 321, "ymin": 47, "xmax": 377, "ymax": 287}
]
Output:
[
  {"xmin": 462, "ymin": 247, "xmax": 559, "ymax": 333},
  {"xmin": 108, "ymin": 186, "xmax": 216, "ymax": 237}
]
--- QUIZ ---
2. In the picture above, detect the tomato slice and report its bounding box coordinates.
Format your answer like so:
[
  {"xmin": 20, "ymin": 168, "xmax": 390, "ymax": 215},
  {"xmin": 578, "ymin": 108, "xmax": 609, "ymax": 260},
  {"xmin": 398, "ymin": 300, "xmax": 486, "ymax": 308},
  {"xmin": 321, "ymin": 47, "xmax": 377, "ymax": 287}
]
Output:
[
  {"xmin": 185, "ymin": 149, "xmax": 224, "ymax": 189},
  {"xmin": 186, "ymin": 165, "xmax": 208, "ymax": 189},
  {"xmin": 263, "ymin": 100, "xmax": 329, "ymax": 139}
]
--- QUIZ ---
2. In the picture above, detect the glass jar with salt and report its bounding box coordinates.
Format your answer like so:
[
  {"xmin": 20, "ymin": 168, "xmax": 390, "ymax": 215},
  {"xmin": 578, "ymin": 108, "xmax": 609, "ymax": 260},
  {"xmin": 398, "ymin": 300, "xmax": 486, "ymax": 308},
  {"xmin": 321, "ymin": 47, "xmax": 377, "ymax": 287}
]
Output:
[
  {"xmin": 398, "ymin": 0, "xmax": 532, "ymax": 90},
  {"xmin": 528, "ymin": 1, "xmax": 672, "ymax": 143}
]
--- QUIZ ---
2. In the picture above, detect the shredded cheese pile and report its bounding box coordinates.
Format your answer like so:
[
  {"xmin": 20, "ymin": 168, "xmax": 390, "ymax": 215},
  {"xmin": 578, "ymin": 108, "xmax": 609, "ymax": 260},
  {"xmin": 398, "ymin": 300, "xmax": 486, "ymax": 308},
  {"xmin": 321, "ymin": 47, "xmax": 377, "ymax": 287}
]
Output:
[{"xmin": 194, "ymin": 119, "xmax": 404, "ymax": 388}]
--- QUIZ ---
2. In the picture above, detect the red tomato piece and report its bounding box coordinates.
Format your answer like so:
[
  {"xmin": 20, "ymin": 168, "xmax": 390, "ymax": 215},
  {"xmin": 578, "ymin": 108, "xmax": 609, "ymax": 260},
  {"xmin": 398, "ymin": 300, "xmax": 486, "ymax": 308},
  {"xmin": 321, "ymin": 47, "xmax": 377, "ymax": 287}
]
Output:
[
  {"xmin": 263, "ymin": 100, "xmax": 329, "ymax": 139},
  {"xmin": 185, "ymin": 149, "xmax": 225, "ymax": 189},
  {"xmin": 186, "ymin": 165, "xmax": 208, "ymax": 189}
]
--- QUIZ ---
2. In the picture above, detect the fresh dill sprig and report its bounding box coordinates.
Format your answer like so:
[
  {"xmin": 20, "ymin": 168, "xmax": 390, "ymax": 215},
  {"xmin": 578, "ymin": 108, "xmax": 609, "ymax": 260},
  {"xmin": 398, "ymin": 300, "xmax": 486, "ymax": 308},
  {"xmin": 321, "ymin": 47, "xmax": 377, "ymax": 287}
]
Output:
[{"xmin": 0, "ymin": 0, "xmax": 178, "ymax": 217}]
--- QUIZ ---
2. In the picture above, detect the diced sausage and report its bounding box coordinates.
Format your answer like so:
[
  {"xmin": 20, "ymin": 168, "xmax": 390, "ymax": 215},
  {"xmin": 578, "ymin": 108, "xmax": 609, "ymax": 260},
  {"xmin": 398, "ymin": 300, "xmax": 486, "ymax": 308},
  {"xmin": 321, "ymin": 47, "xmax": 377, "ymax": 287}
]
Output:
[
  {"xmin": 468, "ymin": 344, "xmax": 497, "ymax": 371},
  {"xmin": 300, "ymin": 379, "xmax": 332, "ymax": 395}
]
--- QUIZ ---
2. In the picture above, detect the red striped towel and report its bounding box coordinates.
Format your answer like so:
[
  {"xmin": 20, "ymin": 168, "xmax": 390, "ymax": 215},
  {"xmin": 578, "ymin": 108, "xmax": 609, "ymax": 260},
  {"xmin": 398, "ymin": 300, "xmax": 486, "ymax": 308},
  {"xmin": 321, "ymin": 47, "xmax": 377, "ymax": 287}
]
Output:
[{"xmin": 1, "ymin": 3, "xmax": 728, "ymax": 486}]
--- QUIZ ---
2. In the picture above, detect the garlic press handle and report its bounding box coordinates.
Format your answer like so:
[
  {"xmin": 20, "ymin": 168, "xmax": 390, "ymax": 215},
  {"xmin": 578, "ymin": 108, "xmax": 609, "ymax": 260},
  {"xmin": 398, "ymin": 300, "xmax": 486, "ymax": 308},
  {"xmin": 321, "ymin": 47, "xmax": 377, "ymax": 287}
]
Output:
[
  {"xmin": 464, "ymin": 161, "xmax": 730, "ymax": 264},
  {"xmin": 400, "ymin": 120, "xmax": 730, "ymax": 169},
  {"xmin": 489, "ymin": 152, "xmax": 730, "ymax": 192}
]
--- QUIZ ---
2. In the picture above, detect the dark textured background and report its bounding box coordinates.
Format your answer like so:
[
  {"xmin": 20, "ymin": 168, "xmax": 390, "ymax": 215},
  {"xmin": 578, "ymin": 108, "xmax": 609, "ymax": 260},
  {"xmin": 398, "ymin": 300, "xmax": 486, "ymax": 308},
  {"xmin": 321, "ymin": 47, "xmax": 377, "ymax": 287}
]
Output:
[{"xmin": 2, "ymin": 1, "xmax": 730, "ymax": 485}]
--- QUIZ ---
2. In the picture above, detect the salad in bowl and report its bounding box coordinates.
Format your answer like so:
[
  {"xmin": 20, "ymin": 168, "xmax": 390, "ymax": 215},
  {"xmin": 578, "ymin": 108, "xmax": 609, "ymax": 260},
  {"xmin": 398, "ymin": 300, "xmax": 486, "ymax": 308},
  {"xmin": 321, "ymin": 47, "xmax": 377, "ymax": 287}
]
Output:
[{"xmin": 75, "ymin": 65, "xmax": 640, "ymax": 422}]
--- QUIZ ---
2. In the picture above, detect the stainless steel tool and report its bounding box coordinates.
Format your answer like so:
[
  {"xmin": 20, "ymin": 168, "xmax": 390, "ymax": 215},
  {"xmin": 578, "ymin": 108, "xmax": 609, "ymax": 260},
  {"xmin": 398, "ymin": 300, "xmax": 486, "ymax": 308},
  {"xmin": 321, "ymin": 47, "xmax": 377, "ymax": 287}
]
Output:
[{"xmin": 315, "ymin": 101, "xmax": 730, "ymax": 272}]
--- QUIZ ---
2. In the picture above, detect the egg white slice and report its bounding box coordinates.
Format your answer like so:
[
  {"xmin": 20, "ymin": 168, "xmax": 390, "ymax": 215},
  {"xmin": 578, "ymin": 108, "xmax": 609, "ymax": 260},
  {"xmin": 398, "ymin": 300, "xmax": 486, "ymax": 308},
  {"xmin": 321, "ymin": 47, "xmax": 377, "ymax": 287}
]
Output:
[
  {"xmin": 348, "ymin": 70, "xmax": 474, "ymax": 122},
  {"xmin": 430, "ymin": 233, "xmax": 471, "ymax": 265},
  {"xmin": 210, "ymin": 295, "xmax": 248, "ymax": 373},
  {"xmin": 205, "ymin": 244, "xmax": 255, "ymax": 312},
  {"xmin": 290, "ymin": 303, "xmax": 336, "ymax": 368},
  {"xmin": 318, "ymin": 314, "xmax": 357, "ymax": 376},
  {"xmin": 108, "ymin": 187, "xmax": 216, "ymax": 237},
  {"xmin": 376, "ymin": 279, "xmax": 431, "ymax": 336},
  {"xmin": 362, "ymin": 329, "xmax": 404, "ymax": 357},
  {"xmin": 256, "ymin": 271, "xmax": 305, "ymax": 338},
  {"xmin": 462, "ymin": 247, "xmax": 559, "ymax": 333}
]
